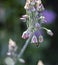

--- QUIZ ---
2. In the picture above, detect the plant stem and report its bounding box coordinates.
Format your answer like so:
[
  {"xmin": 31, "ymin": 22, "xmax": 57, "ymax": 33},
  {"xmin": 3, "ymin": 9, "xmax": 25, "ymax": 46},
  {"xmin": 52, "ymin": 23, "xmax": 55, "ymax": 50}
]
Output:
[{"xmin": 18, "ymin": 33, "xmax": 33, "ymax": 58}]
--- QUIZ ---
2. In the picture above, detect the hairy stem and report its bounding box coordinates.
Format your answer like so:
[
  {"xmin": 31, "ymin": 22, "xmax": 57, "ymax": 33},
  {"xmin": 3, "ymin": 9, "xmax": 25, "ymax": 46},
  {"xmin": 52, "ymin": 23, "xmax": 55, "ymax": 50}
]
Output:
[{"xmin": 18, "ymin": 33, "xmax": 33, "ymax": 58}]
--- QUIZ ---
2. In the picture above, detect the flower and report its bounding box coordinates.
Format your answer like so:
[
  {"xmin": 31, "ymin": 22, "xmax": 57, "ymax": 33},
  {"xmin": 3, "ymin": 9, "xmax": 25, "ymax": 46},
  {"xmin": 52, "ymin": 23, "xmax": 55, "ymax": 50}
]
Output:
[
  {"xmin": 21, "ymin": 0, "xmax": 53, "ymax": 47},
  {"xmin": 42, "ymin": 10, "xmax": 56, "ymax": 24},
  {"xmin": 39, "ymin": 16, "xmax": 45, "ymax": 19},
  {"xmin": 36, "ymin": 2, "xmax": 44, "ymax": 11},
  {"xmin": 35, "ymin": 23, "xmax": 40, "ymax": 29},
  {"xmin": 7, "ymin": 39, "xmax": 17, "ymax": 55},
  {"xmin": 34, "ymin": 30, "xmax": 43, "ymax": 38},
  {"xmin": 32, "ymin": 30, "xmax": 44, "ymax": 44},
  {"xmin": 24, "ymin": 3, "xmax": 30, "ymax": 10},
  {"xmin": 22, "ymin": 30, "xmax": 31, "ymax": 39},
  {"xmin": 29, "ymin": 0, "xmax": 35, "ymax": 5},
  {"xmin": 46, "ymin": 29, "xmax": 53, "ymax": 36},
  {"xmin": 30, "ymin": 6, "xmax": 36, "ymax": 11},
  {"xmin": 39, "ymin": 35, "xmax": 43, "ymax": 43},
  {"xmin": 31, "ymin": 35, "xmax": 38, "ymax": 43},
  {"xmin": 22, "ymin": 15, "xmax": 29, "ymax": 18}
]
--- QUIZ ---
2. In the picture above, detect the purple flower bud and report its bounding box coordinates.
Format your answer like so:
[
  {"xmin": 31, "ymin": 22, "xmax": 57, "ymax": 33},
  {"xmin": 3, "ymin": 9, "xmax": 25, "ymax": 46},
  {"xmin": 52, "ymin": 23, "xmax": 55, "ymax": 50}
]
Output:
[
  {"xmin": 22, "ymin": 30, "xmax": 31, "ymax": 39},
  {"xmin": 35, "ymin": 23, "xmax": 40, "ymax": 28},
  {"xmin": 31, "ymin": 35, "xmax": 38, "ymax": 43},
  {"xmin": 34, "ymin": 30, "xmax": 43, "ymax": 38},
  {"xmin": 39, "ymin": 35, "xmax": 43, "ymax": 43}
]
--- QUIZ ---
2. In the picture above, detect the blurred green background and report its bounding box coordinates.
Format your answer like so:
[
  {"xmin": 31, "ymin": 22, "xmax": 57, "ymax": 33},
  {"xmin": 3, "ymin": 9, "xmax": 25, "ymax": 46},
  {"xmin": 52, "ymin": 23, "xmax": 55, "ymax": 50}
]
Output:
[{"xmin": 0, "ymin": 0, "xmax": 58, "ymax": 65}]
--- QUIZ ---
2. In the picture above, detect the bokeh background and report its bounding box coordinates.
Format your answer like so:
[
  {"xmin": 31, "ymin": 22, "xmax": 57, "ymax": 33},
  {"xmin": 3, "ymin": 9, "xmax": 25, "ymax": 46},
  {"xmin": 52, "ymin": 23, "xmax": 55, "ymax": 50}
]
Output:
[{"xmin": 0, "ymin": 0, "xmax": 58, "ymax": 65}]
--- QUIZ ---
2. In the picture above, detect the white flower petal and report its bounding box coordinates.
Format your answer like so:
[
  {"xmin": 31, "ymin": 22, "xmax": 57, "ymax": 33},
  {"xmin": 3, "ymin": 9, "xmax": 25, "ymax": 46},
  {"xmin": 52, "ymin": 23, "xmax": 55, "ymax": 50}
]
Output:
[{"xmin": 47, "ymin": 29, "xmax": 53, "ymax": 36}]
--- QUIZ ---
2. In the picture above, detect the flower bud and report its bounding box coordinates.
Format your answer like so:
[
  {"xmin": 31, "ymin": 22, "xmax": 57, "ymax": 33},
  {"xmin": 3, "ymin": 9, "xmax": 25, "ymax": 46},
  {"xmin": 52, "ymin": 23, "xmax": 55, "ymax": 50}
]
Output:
[
  {"xmin": 22, "ymin": 15, "xmax": 29, "ymax": 18},
  {"xmin": 35, "ymin": 0, "xmax": 41, "ymax": 4},
  {"xmin": 24, "ymin": 3, "xmax": 30, "ymax": 10},
  {"xmin": 36, "ymin": 3, "xmax": 44, "ymax": 11},
  {"xmin": 39, "ymin": 16, "xmax": 45, "ymax": 19},
  {"xmin": 30, "ymin": 1, "xmax": 35, "ymax": 5},
  {"xmin": 46, "ymin": 29, "xmax": 53, "ymax": 36},
  {"xmin": 35, "ymin": 23, "xmax": 40, "ymax": 28},
  {"xmin": 39, "ymin": 35, "xmax": 43, "ymax": 43},
  {"xmin": 9, "ymin": 39, "xmax": 16, "ymax": 47},
  {"xmin": 31, "ymin": 7, "xmax": 36, "ymax": 11},
  {"xmin": 22, "ymin": 30, "xmax": 31, "ymax": 39},
  {"xmin": 31, "ymin": 35, "xmax": 38, "ymax": 43},
  {"xmin": 7, "ymin": 39, "xmax": 17, "ymax": 55},
  {"xmin": 26, "ymin": 0, "xmax": 30, "ymax": 4}
]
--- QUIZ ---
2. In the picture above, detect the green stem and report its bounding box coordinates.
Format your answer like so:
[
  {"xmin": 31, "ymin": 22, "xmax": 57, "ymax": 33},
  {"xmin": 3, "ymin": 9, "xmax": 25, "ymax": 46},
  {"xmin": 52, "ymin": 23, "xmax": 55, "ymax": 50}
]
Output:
[{"xmin": 18, "ymin": 33, "xmax": 33, "ymax": 58}]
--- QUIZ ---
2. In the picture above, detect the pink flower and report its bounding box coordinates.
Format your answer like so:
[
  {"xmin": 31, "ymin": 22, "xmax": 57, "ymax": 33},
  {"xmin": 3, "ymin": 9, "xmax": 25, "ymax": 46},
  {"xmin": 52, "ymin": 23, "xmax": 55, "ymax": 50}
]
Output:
[
  {"xmin": 31, "ymin": 35, "xmax": 38, "ymax": 43},
  {"xmin": 22, "ymin": 30, "xmax": 31, "ymax": 39}
]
